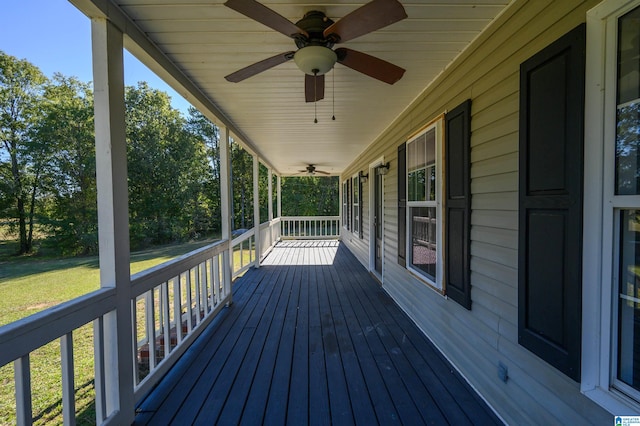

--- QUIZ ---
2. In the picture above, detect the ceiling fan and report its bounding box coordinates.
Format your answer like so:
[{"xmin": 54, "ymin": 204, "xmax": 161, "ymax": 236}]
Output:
[
  {"xmin": 223, "ymin": 0, "xmax": 407, "ymax": 103},
  {"xmin": 299, "ymin": 164, "xmax": 331, "ymax": 175}
]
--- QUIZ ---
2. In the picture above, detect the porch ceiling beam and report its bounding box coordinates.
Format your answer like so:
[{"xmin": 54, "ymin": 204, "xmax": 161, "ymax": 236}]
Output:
[{"xmin": 69, "ymin": 0, "xmax": 278, "ymax": 173}]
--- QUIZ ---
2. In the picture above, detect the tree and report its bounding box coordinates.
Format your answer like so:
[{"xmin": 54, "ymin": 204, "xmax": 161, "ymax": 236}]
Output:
[
  {"xmin": 126, "ymin": 82, "xmax": 211, "ymax": 248},
  {"xmin": 35, "ymin": 74, "xmax": 97, "ymax": 255},
  {"xmin": 281, "ymin": 176, "xmax": 339, "ymax": 216},
  {"xmin": 186, "ymin": 107, "xmax": 221, "ymax": 236},
  {"xmin": 0, "ymin": 51, "xmax": 47, "ymax": 254},
  {"xmin": 230, "ymin": 142, "xmax": 253, "ymax": 230}
]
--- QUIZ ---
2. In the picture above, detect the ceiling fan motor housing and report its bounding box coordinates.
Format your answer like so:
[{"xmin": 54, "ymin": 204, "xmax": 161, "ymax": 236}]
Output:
[{"xmin": 294, "ymin": 11, "xmax": 337, "ymax": 48}]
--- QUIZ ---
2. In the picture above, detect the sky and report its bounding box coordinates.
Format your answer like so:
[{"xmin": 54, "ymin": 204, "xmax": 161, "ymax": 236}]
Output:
[{"xmin": 0, "ymin": 0, "xmax": 191, "ymax": 113}]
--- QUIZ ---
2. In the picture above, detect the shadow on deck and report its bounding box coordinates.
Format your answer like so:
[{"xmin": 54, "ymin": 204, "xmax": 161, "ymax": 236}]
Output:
[{"xmin": 134, "ymin": 240, "xmax": 502, "ymax": 425}]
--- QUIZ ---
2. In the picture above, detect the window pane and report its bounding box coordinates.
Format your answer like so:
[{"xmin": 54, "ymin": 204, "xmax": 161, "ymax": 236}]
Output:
[
  {"xmin": 618, "ymin": 210, "xmax": 640, "ymax": 389},
  {"xmin": 408, "ymin": 169, "xmax": 426, "ymax": 202},
  {"xmin": 615, "ymin": 6, "xmax": 640, "ymax": 195},
  {"xmin": 410, "ymin": 206, "xmax": 437, "ymax": 280},
  {"xmin": 407, "ymin": 127, "xmax": 436, "ymax": 202},
  {"xmin": 427, "ymin": 165, "xmax": 436, "ymax": 201}
]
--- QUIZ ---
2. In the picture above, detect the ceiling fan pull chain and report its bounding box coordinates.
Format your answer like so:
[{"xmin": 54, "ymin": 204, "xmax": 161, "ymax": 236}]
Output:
[{"xmin": 332, "ymin": 70, "xmax": 336, "ymax": 121}]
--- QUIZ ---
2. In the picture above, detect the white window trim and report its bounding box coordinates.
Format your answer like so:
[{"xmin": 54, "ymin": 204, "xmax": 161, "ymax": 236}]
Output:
[
  {"xmin": 583, "ymin": 0, "xmax": 640, "ymax": 414},
  {"xmin": 352, "ymin": 173, "xmax": 360, "ymax": 235},
  {"xmin": 342, "ymin": 180, "xmax": 349, "ymax": 230},
  {"xmin": 368, "ymin": 157, "xmax": 386, "ymax": 277},
  {"xmin": 406, "ymin": 118, "xmax": 444, "ymax": 291}
]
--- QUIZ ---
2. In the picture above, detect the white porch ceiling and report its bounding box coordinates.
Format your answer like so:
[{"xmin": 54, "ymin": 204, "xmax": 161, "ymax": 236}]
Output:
[{"xmin": 76, "ymin": 0, "xmax": 511, "ymax": 175}]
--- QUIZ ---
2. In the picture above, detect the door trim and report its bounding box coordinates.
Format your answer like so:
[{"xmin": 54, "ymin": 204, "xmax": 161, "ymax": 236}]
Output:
[{"xmin": 369, "ymin": 157, "xmax": 385, "ymax": 280}]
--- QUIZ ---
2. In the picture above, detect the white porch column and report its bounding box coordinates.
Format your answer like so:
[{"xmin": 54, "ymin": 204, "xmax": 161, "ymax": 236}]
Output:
[
  {"xmin": 220, "ymin": 127, "xmax": 233, "ymax": 298},
  {"xmin": 268, "ymin": 169, "xmax": 273, "ymax": 222},
  {"xmin": 253, "ymin": 155, "xmax": 261, "ymax": 268},
  {"xmin": 277, "ymin": 175, "xmax": 282, "ymax": 218},
  {"xmin": 338, "ymin": 178, "xmax": 343, "ymax": 233},
  {"xmin": 92, "ymin": 17, "xmax": 134, "ymax": 423}
]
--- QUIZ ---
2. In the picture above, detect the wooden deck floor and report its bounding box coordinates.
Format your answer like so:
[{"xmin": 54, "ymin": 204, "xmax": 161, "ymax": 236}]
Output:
[{"xmin": 135, "ymin": 240, "xmax": 502, "ymax": 425}]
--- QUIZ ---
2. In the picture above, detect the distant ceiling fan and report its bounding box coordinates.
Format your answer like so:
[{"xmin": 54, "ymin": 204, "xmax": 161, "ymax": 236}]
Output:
[
  {"xmin": 223, "ymin": 0, "xmax": 407, "ymax": 103},
  {"xmin": 299, "ymin": 164, "xmax": 331, "ymax": 175}
]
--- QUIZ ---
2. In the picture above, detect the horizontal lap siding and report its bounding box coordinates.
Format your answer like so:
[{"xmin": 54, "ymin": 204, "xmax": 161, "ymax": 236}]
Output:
[{"xmin": 340, "ymin": 0, "xmax": 611, "ymax": 424}]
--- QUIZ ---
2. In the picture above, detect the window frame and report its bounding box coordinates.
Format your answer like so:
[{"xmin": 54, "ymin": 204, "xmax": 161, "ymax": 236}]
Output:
[
  {"xmin": 352, "ymin": 174, "xmax": 360, "ymax": 235},
  {"xmin": 405, "ymin": 117, "xmax": 445, "ymax": 291},
  {"xmin": 583, "ymin": 0, "xmax": 640, "ymax": 413},
  {"xmin": 342, "ymin": 180, "xmax": 349, "ymax": 230}
]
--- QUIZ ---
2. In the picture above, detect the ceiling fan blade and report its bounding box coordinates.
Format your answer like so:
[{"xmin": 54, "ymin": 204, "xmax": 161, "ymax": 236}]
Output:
[
  {"xmin": 336, "ymin": 47, "xmax": 405, "ymax": 84},
  {"xmin": 315, "ymin": 170, "xmax": 331, "ymax": 175},
  {"xmin": 323, "ymin": 0, "xmax": 407, "ymax": 44},
  {"xmin": 305, "ymin": 74, "xmax": 325, "ymax": 102},
  {"xmin": 225, "ymin": 51, "xmax": 295, "ymax": 82},
  {"xmin": 224, "ymin": 0, "xmax": 308, "ymax": 39}
]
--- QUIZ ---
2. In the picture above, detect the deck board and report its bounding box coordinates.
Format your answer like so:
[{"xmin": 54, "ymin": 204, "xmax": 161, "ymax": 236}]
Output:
[{"xmin": 135, "ymin": 241, "xmax": 502, "ymax": 425}]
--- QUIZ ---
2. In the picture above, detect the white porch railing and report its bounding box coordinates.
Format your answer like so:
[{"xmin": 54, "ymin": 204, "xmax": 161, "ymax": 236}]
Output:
[
  {"xmin": 280, "ymin": 216, "xmax": 341, "ymax": 239},
  {"xmin": 130, "ymin": 240, "xmax": 231, "ymax": 400},
  {"xmin": 231, "ymin": 228, "xmax": 256, "ymax": 279},
  {"xmin": 0, "ymin": 239, "xmax": 232, "ymax": 425},
  {"xmin": 259, "ymin": 217, "xmax": 281, "ymax": 260},
  {"xmin": 231, "ymin": 218, "xmax": 282, "ymax": 279}
]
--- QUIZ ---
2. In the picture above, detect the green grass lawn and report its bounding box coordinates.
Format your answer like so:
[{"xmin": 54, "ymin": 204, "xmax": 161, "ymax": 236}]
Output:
[{"xmin": 0, "ymin": 237, "xmax": 255, "ymax": 426}]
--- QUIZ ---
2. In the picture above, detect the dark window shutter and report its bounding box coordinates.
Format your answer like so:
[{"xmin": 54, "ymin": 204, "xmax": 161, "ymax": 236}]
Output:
[
  {"xmin": 359, "ymin": 177, "xmax": 364, "ymax": 239},
  {"xmin": 518, "ymin": 24, "xmax": 585, "ymax": 381},
  {"xmin": 445, "ymin": 99, "xmax": 472, "ymax": 309},
  {"xmin": 397, "ymin": 143, "xmax": 407, "ymax": 266},
  {"xmin": 346, "ymin": 179, "xmax": 351, "ymax": 231}
]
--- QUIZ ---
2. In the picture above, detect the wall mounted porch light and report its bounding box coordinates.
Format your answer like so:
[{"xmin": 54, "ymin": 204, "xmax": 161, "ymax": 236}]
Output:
[{"xmin": 377, "ymin": 162, "xmax": 390, "ymax": 175}]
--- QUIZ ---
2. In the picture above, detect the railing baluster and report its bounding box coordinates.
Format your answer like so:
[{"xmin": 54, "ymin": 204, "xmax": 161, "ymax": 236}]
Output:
[
  {"xmin": 185, "ymin": 271, "xmax": 193, "ymax": 333},
  {"xmin": 131, "ymin": 298, "xmax": 140, "ymax": 386},
  {"xmin": 199, "ymin": 263, "xmax": 207, "ymax": 315},
  {"xmin": 213, "ymin": 255, "xmax": 220, "ymax": 305},
  {"xmin": 208, "ymin": 257, "xmax": 218, "ymax": 310},
  {"xmin": 60, "ymin": 332, "xmax": 76, "ymax": 426},
  {"xmin": 194, "ymin": 267, "xmax": 201, "ymax": 326},
  {"xmin": 173, "ymin": 277, "xmax": 182, "ymax": 344},
  {"xmin": 14, "ymin": 355, "xmax": 32, "ymax": 426},
  {"xmin": 94, "ymin": 316, "xmax": 107, "ymax": 424},
  {"xmin": 145, "ymin": 291, "xmax": 156, "ymax": 370},
  {"xmin": 161, "ymin": 282, "xmax": 171, "ymax": 360}
]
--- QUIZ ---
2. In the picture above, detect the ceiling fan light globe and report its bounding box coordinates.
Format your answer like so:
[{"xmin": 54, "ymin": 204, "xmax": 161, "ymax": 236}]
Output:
[{"xmin": 294, "ymin": 46, "xmax": 337, "ymax": 76}]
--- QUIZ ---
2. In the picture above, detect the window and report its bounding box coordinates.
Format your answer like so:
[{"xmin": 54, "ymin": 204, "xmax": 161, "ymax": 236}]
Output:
[
  {"xmin": 342, "ymin": 180, "xmax": 349, "ymax": 230},
  {"xmin": 584, "ymin": 0, "xmax": 640, "ymax": 412},
  {"xmin": 406, "ymin": 119, "xmax": 443, "ymax": 289},
  {"xmin": 352, "ymin": 175, "xmax": 360, "ymax": 235},
  {"xmin": 613, "ymin": 4, "xmax": 640, "ymax": 397}
]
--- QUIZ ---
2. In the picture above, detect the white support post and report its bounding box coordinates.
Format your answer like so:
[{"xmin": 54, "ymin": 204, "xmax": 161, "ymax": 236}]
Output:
[
  {"xmin": 277, "ymin": 175, "xmax": 282, "ymax": 218},
  {"xmin": 220, "ymin": 127, "xmax": 233, "ymax": 300},
  {"xmin": 338, "ymin": 180, "xmax": 343, "ymax": 235},
  {"xmin": 268, "ymin": 169, "xmax": 273, "ymax": 221},
  {"xmin": 253, "ymin": 155, "xmax": 261, "ymax": 268},
  {"xmin": 92, "ymin": 17, "xmax": 135, "ymax": 423}
]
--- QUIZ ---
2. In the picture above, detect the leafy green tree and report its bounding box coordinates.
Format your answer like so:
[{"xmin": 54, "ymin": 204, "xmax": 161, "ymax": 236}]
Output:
[
  {"xmin": 259, "ymin": 163, "xmax": 269, "ymax": 224},
  {"xmin": 35, "ymin": 74, "xmax": 97, "ymax": 255},
  {"xmin": 281, "ymin": 176, "xmax": 339, "ymax": 216},
  {"xmin": 125, "ymin": 82, "xmax": 211, "ymax": 249},
  {"xmin": 186, "ymin": 107, "xmax": 221, "ymax": 236},
  {"xmin": 0, "ymin": 51, "xmax": 47, "ymax": 254},
  {"xmin": 230, "ymin": 142, "xmax": 254, "ymax": 230}
]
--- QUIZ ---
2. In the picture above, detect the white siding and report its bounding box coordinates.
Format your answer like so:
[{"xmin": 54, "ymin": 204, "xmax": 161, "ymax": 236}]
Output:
[{"xmin": 340, "ymin": 0, "xmax": 612, "ymax": 423}]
